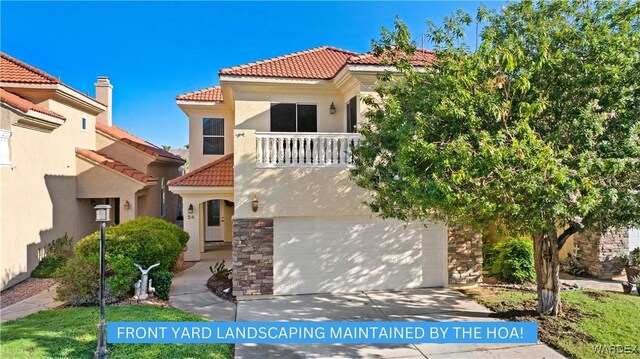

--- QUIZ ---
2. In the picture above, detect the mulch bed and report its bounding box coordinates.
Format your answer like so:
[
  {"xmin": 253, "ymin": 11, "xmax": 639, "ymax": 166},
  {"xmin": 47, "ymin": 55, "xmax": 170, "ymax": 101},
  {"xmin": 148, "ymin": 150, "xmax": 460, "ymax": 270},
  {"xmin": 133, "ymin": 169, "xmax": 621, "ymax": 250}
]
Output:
[
  {"xmin": 0, "ymin": 278, "xmax": 56, "ymax": 308},
  {"xmin": 206, "ymin": 276, "xmax": 236, "ymax": 303}
]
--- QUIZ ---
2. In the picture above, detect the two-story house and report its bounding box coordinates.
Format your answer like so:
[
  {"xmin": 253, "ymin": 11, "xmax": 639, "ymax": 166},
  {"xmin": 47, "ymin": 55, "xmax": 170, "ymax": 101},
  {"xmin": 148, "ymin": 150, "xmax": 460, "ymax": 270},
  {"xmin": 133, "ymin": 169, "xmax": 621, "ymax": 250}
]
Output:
[
  {"xmin": 0, "ymin": 53, "xmax": 185, "ymax": 290},
  {"xmin": 169, "ymin": 46, "xmax": 485, "ymax": 298},
  {"xmin": 170, "ymin": 45, "xmax": 640, "ymax": 297}
]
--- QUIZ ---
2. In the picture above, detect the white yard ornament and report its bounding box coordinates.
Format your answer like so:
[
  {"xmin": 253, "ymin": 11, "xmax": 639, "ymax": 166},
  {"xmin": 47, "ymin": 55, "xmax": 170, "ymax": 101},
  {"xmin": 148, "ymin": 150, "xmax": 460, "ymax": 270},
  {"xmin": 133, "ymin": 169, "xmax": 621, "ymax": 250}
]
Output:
[{"xmin": 133, "ymin": 263, "xmax": 160, "ymax": 300}]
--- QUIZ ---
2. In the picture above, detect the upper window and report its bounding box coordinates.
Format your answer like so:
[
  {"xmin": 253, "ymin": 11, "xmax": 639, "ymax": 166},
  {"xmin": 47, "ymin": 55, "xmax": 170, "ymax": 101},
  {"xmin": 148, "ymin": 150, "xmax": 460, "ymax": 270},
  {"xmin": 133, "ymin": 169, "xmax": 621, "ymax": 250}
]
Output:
[
  {"xmin": 346, "ymin": 97, "xmax": 357, "ymax": 133},
  {"xmin": 270, "ymin": 103, "xmax": 317, "ymax": 132},
  {"xmin": 81, "ymin": 117, "xmax": 87, "ymax": 130},
  {"xmin": 203, "ymin": 118, "xmax": 224, "ymax": 155}
]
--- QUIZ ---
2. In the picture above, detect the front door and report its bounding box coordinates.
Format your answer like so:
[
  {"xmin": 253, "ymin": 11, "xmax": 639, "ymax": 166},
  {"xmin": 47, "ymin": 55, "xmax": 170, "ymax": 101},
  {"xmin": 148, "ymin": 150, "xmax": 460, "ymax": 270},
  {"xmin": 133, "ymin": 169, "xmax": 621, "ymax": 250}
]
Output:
[{"xmin": 205, "ymin": 200, "xmax": 222, "ymax": 242}]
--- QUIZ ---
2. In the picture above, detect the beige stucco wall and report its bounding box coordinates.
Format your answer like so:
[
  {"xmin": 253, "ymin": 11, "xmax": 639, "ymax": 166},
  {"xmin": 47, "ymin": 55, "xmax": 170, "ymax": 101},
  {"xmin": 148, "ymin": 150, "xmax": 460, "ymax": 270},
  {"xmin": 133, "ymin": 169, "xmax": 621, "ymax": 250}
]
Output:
[
  {"xmin": 181, "ymin": 105, "xmax": 234, "ymax": 170},
  {"xmin": 233, "ymin": 87, "xmax": 346, "ymax": 132},
  {"xmin": 1, "ymin": 101, "xmax": 97, "ymax": 290},
  {"xmin": 175, "ymin": 190, "xmax": 233, "ymax": 261},
  {"xmin": 233, "ymin": 129, "xmax": 372, "ymax": 219},
  {"xmin": 230, "ymin": 79, "xmax": 377, "ymax": 220},
  {"xmin": 75, "ymin": 156, "xmax": 147, "ymax": 223},
  {"xmin": 96, "ymin": 134, "xmax": 154, "ymax": 174}
]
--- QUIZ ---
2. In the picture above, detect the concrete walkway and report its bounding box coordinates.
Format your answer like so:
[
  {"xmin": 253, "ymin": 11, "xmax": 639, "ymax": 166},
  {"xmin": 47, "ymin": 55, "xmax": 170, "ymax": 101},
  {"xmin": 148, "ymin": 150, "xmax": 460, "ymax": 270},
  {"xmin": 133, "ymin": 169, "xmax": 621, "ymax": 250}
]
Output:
[
  {"xmin": 0, "ymin": 285, "xmax": 64, "ymax": 323},
  {"xmin": 560, "ymin": 273, "xmax": 637, "ymax": 294},
  {"xmin": 235, "ymin": 288, "xmax": 563, "ymax": 359},
  {"xmin": 169, "ymin": 246, "xmax": 236, "ymax": 321}
]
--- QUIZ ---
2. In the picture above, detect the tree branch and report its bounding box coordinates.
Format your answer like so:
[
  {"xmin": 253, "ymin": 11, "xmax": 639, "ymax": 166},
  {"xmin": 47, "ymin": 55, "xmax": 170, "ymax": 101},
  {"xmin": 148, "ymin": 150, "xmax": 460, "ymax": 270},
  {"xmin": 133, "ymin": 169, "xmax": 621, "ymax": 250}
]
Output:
[{"xmin": 557, "ymin": 224, "xmax": 580, "ymax": 250}]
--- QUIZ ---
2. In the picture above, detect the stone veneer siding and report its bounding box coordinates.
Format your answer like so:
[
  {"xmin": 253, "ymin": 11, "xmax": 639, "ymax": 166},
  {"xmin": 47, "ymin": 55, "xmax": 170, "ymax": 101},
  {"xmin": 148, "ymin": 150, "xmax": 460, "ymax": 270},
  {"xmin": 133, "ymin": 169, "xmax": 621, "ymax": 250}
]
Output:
[
  {"xmin": 232, "ymin": 218, "xmax": 274, "ymax": 296},
  {"xmin": 573, "ymin": 228, "xmax": 628, "ymax": 279},
  {"xmin": 448, "ymin": 226, "xmax": 483, "ymax": 285}
]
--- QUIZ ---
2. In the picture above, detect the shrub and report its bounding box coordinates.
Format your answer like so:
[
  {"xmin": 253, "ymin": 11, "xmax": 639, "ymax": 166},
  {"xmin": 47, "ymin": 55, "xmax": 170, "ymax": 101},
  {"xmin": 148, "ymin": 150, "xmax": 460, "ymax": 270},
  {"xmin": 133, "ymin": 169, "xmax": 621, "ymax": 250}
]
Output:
[
  {"xmin": 482, "ymin": 242, "xmax": 497, "ymax": 269},
  {"xmin": 106, "ymin": 255, "xmax": 138, "ymax": 299},
  {"xmin": 209, "ymin": 260, "xmax": 232, "ymax": 281},
  {"xmin": 45, "ymin": 233, "xmax": 74, "ymax": 258},
  {"xmin": 55, "ymin": 255, "xmax": 101, "ymax": 305},
  {"xmin": 32, "ymin": 233, "xmax": 75, "ymax": 278},
  {"xmin": 31, "ymin": 256, "xmax": 67, "ymax": 278},
  {"xmin": 490, "ymin": 237, "xmax": 536, "ymax": 284},
  {"xmin": 150, "ymin": 271, "xmax": 173, "ymax": 300},
  {"xmin": 74, "ymin": 217, "xmax": 188, "ymax": 272},
  {"xmin": 56, "ymin": 217, "xmax": 188, "ymax": 304}
]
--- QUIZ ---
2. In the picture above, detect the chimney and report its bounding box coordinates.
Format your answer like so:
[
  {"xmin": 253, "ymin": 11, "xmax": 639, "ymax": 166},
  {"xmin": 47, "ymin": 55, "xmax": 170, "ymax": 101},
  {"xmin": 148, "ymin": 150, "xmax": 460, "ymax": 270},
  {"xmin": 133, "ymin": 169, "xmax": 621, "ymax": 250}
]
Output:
[{"xmin": 95, "ymin": 76, "xmax": 112, "ymax": 126}]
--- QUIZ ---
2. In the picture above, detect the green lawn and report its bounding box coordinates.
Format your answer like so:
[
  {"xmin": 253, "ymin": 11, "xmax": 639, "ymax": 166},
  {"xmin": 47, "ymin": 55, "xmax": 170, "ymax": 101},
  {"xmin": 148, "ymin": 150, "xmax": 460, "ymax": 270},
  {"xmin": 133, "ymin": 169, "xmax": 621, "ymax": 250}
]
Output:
[
  {"xmin": 462, "ymin": 287, "xmax": 640, "ymax": 359},
  {"xmin": 0, "ymin": 304, "xmax": 232, "ymax": 359}
]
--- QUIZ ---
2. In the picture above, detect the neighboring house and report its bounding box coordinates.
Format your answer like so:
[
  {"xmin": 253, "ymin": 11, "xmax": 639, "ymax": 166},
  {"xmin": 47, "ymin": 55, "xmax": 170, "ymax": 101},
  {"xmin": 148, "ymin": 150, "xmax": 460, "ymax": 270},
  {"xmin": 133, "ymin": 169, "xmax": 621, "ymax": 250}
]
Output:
[
  {"xmin": 0, "ymin": 53, "xmax": 185, "ymax": 290},
  {"xmin": 560, "ymin": 228, "xmax": 637, "ymax": 279},
  {"xmin": 169, "ymin": 46, "xmax": 483, "ymax": 298}
]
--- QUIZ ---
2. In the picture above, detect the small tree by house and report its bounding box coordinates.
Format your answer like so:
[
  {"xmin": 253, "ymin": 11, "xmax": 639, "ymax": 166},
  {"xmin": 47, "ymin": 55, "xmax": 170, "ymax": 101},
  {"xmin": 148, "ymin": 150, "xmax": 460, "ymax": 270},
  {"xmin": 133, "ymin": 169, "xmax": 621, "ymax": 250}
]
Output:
[{"xmin": 352, "ymin": 1, "xmax": 640, "ymax": 315}]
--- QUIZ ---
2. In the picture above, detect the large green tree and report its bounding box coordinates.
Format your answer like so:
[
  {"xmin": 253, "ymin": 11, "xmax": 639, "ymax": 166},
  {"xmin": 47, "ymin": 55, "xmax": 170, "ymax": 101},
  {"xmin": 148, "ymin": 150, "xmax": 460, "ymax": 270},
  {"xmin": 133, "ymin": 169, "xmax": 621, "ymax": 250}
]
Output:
[{"xmin": 352, "ymin": 0, "xmax": 640, "ymax": 315}]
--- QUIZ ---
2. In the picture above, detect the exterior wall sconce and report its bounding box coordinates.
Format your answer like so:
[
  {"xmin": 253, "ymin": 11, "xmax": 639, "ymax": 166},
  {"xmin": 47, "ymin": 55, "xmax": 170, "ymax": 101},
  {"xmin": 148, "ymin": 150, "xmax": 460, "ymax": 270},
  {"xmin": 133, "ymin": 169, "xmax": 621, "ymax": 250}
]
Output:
[
  {"xmin": 252, "ymin": 195, "xmax": 259, "ymax": 212},
  {"xmin": 123, "ymin": 200, "xmax": 130, "ymax": 210},
  {"xmin": 188, "ymin": 204, "xmax": 194, "ymax": 214},
  {"xmin": 329, "ymin": 102, "xmax": 336, "ymax": 114}
]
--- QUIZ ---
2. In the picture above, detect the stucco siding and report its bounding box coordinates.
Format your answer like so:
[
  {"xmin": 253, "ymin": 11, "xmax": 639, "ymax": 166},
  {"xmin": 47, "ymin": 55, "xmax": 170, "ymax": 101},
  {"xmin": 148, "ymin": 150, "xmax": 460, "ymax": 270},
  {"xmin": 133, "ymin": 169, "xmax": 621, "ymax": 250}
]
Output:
[
  {"xmin": 1, "ymin": 104, "xmax": 96, "ymax": 290},
  {"xmin": 184, "ymin": 106, "xmax": 234, "ymax": 170}
]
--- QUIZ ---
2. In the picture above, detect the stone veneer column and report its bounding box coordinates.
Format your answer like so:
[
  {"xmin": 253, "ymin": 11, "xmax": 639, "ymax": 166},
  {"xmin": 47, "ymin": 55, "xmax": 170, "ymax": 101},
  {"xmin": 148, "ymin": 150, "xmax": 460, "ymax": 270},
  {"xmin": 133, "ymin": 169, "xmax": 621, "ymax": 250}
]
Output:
[
  {"xmin": 447, "ymin": 226, "xmax": 483, "ymax": 285},
  {"xmin": 232, "ymin": 218, "xmax": 274, "ymax": 297},
  {"xmin": 573, "ymin": 228, "xmax": 628, "ymax": 279}
]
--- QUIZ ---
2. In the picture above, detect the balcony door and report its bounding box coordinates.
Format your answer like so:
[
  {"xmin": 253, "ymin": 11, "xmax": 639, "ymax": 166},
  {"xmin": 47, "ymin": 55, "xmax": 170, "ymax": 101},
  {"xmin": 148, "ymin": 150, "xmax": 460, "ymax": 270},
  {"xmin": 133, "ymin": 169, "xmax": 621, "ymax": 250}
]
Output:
[
  {"xmin": 205, "ymin": 200, "xmax": 222, "ymax": 242},
  {"xmin": 346, "ymin": 96, "xmax": 357, "ymax": 133},
  {"xmin": 270, "ymin": 103, "xmax": 317, "ymax": 132}
]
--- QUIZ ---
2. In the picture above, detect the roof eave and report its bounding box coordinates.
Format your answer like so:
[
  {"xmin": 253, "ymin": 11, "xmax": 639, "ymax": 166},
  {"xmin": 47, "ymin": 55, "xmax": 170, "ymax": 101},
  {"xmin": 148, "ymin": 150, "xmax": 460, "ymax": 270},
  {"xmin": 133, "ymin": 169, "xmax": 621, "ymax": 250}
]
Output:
[
  {"xmin": 168, "ymin": 185, "xmax": 234, "ymax": 196},
  {"xmin": 75, "ymin": 153, "xmax": 158, "ymax": 187},
  {"xmin": 0, "ymin": 82, "xmax": 106, "ymax": 114},
  {"xmin": 176, "ymin": 99, "xmax": 224, "ymax": 106},
  {"xmin": 219, "ymin": 74, "xmax": 332, "ymax": 85},
  {"xmin": 95, "ymin": 129, "xmax": 185, "ymax": 164},
  {"xmin": 1, "ymin": 102, "xmax": 66, "ymax": 132}
]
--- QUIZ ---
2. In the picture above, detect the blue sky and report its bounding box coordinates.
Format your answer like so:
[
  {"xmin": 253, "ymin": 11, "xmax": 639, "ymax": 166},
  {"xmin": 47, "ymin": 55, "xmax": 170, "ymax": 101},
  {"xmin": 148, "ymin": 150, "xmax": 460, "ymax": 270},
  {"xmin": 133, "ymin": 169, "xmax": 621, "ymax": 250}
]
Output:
[{"xmin": 1, "ymin": 1, "xmax": 503, "ymax": 148}]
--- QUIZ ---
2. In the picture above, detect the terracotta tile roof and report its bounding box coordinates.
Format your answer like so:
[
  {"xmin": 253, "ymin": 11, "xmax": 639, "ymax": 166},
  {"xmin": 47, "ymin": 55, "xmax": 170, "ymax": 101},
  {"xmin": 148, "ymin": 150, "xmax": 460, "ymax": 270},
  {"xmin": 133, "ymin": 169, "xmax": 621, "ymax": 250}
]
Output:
[
  {"xmin": 95, "ymin": 122, "xmax": 185, "ymax": 163},
  {"xmin": 168, "ymin": 153, "xmax": 233, "ymax": 187},
  {"xmin": 0, "ymin": 52, "xmax": 60, "ymax": 84},
  {"xmin": 176, "ymin": 86, "xmax": 223, "ymax": 102},
  {"xmin": 219, "ymin": 46, "xmax": 359, "ymax": 80},
  {"xmin": 0, "ymin": 88, "xmax": 65, "ymax": 119},
  {"xmin": 347, "ymin": 49, "xmax": 436, "ymax": 66},
  {"xmin": 76, "ymin": 148, "xmax": 157, "ymax": 184}
]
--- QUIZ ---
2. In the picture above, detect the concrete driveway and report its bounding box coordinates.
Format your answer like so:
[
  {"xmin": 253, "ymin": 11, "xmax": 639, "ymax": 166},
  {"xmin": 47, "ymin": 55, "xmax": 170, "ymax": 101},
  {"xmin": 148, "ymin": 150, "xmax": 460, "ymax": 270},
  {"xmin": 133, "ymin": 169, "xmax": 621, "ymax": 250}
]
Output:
[{"xmin": 235, "ymin": 288, "xmax": 563, "ymax": 359}]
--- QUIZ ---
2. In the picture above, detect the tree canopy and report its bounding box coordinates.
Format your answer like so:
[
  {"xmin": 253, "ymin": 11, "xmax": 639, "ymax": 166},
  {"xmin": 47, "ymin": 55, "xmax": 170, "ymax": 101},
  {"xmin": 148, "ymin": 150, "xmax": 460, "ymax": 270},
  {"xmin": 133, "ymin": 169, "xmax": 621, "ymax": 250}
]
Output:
[
  {"xmin": 353, "ymin": 0, "xmax": 639, "ymax": 238},
  {"xmin": 352, "ymin": 0, "xmax": 640, "ymax": 315}
]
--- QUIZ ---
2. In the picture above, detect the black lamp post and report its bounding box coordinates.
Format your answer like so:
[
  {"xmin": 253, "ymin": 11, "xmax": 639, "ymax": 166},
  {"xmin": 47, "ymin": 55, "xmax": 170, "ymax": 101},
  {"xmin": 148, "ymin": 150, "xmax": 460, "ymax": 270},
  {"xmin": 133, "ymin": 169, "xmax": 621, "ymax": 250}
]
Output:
[{"xmin": 94, "ymin": 204, "xmax": 111, "ymax": 359}]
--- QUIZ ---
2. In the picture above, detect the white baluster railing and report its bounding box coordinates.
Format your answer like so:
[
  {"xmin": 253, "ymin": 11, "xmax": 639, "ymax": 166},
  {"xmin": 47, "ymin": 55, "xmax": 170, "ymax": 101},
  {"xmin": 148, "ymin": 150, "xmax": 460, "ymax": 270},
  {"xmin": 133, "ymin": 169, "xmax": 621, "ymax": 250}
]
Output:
[{"xmin": 255, "ymin": 132, "xmax": 361, "ymax": 168}]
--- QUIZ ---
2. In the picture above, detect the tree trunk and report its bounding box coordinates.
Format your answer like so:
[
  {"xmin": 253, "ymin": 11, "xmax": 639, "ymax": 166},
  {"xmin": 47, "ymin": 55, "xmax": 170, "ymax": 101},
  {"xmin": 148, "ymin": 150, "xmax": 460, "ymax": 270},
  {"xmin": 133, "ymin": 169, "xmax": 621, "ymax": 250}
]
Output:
[{"xmin": 534, "ymin": 231, "xmax": 561, "ymax": 316}]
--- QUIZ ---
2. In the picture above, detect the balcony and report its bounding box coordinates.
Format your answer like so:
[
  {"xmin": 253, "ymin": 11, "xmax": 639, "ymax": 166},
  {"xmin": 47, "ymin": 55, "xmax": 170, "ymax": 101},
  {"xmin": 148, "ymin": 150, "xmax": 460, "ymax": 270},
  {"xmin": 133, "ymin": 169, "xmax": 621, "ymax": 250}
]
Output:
[{"xmin": 255, "ymin": 132, "xmax": 361, "ymax": 168}]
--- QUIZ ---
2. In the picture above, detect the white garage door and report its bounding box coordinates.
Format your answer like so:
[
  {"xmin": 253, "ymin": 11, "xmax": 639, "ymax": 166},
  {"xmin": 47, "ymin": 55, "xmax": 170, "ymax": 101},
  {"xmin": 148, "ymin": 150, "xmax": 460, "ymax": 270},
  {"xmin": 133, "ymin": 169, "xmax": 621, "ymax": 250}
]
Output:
[
  {"xmin": 274, "ymin": 216, "xmax": 447, "ymax": 295},
  {"xmin": 630, "ymin": 228, "xmax": 640, "ymax": 253}
]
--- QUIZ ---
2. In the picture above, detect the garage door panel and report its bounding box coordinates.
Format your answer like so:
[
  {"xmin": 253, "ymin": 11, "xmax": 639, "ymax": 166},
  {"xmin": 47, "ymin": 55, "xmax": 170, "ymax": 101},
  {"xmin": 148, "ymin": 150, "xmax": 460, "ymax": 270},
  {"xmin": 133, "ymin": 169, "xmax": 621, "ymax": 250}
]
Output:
[
  {"xmin": 278, "ymin": 251, "xmax": 429, "ymax": 274},
  {"xmin": 275, "ymin": 240, "xmax": 423, "ymax": 256},
  {"xmin": 274, "ymin": 217, "xmax": 446, "ymax": 295}
]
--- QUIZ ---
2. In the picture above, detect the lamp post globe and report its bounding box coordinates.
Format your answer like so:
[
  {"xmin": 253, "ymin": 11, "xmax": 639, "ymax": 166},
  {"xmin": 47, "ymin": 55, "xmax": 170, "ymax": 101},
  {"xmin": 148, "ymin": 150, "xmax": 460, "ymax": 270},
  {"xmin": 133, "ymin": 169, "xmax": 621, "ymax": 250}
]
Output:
[{"xmin": 94, "ymin": 204, "xmax": 111, "ymax": 359}]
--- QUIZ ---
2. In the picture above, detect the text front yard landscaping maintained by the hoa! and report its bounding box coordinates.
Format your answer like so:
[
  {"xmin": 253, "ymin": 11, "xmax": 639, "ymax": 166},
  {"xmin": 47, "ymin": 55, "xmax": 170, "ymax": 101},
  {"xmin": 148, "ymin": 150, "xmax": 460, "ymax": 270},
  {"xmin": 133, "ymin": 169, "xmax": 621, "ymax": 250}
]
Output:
[
  {"xmin": 461, "ymin": 287, "xmax": 640, "ymax": 359},
  {"xmin": 0, "ymin": 304, "xmax": 233, "ymax": 359}
]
